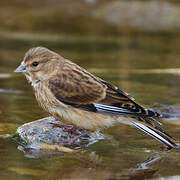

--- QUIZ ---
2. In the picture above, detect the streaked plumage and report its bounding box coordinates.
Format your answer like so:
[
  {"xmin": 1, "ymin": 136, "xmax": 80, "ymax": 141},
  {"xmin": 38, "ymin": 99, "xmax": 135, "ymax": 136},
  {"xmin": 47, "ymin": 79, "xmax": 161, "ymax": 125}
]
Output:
[{"xmin": 14, "ymin": 47, "xmax": 177, "ymax": 149}]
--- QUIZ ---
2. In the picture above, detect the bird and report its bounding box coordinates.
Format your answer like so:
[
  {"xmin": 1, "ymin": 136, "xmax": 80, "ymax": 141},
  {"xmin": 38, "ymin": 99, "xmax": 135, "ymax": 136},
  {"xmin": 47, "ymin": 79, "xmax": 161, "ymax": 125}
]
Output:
[{"xmin": 14, "ymin": 47, "xmax": 177, "ymax": 149}]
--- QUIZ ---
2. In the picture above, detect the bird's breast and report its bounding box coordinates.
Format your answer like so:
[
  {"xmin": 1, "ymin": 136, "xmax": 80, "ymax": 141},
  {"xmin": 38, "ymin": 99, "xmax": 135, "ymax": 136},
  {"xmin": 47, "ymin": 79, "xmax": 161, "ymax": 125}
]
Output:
[{"xmin": 33, "ymin": 81, "xmax": 66, "ymax": 112}]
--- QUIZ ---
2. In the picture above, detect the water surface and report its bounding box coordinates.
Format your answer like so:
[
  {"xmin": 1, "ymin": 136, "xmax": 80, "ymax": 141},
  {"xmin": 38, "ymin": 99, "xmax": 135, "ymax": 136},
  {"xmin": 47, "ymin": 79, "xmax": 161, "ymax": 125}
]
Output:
[{"xmin": 0, "ymin": 32, "xmax": 180, "ymax": 179}]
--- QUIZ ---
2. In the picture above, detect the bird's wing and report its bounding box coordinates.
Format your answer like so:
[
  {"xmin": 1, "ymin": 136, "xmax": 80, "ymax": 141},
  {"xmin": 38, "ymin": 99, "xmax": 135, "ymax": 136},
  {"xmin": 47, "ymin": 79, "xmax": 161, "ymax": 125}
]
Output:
[
  {"xmin": 48, "ymin": 60, "xmax": 107, "ymax": 105},
  {"xmin": 48, "ymin": 60, "xmax": 159, "ymax": 119},
  {"xmin": 99, "ymin": 80, "xmax": 160, "ymax": 118}
]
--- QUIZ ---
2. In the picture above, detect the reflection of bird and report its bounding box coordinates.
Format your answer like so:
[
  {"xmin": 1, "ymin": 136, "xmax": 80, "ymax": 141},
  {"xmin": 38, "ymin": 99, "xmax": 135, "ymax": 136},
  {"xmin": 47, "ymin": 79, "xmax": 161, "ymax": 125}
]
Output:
[{"xmin": 14, "ymin": 47, "xmax": 177, "ymax": 149}]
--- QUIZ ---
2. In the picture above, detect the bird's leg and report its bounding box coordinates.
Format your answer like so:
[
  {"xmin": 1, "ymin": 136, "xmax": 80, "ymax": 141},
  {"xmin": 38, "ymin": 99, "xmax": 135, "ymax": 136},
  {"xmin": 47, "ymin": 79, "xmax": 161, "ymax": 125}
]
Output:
[
  {"xmin": 69, "ymin": 131, "xmax": 90, "ymax": 144},
  {"xmin": 62, "ymin": 131, "xmax": 90, "ymax": 146},
  {"xmin": 61, "ymin": 124, "xmax": 82, "ymax": 135},
  {"xmin": 51, "ymin": 123, "xmax": 81, "ymax": 135},
  {"xmin": 50, "ymin": 123, "xmax": 90, "ymax": 145}
]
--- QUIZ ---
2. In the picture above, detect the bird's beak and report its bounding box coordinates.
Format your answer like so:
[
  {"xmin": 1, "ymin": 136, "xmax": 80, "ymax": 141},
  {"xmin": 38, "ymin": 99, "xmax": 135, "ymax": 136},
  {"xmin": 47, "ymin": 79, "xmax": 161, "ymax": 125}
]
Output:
[{"xmin": 14, "ymin": 64, "xmax": 27, "ymax": 73}]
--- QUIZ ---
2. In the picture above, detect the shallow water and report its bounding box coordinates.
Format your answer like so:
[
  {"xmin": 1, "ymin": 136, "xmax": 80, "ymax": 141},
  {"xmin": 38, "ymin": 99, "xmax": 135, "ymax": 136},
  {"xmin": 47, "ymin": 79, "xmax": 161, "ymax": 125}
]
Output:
[{"xmin": 0, "ymin": 32, "xmax": 180, "ymax": 180}]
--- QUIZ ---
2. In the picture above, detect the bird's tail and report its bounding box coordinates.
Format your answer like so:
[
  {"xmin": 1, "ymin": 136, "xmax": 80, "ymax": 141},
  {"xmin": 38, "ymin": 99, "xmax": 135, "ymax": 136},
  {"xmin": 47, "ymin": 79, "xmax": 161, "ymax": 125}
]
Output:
[{"xmin": 131, "ymin": 121, "xmax": 178, "ymax": 149}]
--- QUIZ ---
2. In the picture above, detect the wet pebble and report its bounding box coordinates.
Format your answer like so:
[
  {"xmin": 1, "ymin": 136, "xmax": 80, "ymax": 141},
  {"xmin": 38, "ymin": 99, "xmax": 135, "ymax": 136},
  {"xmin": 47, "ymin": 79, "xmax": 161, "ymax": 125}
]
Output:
[{"xmin": 17, "ymin": 116, "xmax": 104, "ymax": 149}]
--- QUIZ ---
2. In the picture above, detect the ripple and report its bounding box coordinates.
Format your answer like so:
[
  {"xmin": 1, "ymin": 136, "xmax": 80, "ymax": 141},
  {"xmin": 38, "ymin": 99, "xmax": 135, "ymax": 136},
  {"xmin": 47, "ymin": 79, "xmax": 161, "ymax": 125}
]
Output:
[
  {"xmin": 0, "ymin": 88, "xmax": 22, "ymax": 94},
  {"xmin": 0, "ymin": 73, "xmax": 11, "ymax": 79}
]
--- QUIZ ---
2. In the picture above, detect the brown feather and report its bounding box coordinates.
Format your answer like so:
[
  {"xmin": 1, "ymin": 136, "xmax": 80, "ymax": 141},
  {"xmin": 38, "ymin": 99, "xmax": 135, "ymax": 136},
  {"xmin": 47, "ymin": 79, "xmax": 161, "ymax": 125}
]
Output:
[
  {"xmin": 48, "ymin": 59, "xmax": 159, "ymax": 120},
  {"xmin": 48, "ymin": 60, "xmax": 107, "ymax": 104}
]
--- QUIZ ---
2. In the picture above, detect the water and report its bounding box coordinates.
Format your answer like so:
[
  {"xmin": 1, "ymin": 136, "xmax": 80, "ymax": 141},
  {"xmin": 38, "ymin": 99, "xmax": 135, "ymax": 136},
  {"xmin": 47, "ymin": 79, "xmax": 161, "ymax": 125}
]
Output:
[{"xmin": 0, "ymin": 32, "xmax": 180, "ymax": 180}]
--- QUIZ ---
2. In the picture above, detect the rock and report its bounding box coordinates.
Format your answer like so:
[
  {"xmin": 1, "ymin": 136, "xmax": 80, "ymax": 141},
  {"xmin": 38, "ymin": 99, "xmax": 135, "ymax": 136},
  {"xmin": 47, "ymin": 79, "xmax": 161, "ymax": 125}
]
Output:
[
  {"xmin": 15, "ymin": 116, "xmax": 104, "ymax": 158},
  {"xmin": 16, "ymin": 116, "xmax": 104, "ymax": 149},
  {"xmin": 151, "ymin": 103, "xmax": 180, "ymax": 121},
  {"xmin": 94, "ymin": 1, "xmax": 180, "ymax": 31}
]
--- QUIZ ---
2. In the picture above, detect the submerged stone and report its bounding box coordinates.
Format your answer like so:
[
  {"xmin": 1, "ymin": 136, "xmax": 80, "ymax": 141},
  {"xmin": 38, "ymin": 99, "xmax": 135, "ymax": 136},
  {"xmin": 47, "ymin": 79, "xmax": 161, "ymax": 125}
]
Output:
[
  {"xmin": 94, "ymin": 1, "xmax": 180, "ymax": 31},
  {"xmin": 152, "ymin": 103, "xmax": 180, "ymax": 121},
  {"xmin": 16, "ymin": 116, "xmax": 104, "ymax": 155}
]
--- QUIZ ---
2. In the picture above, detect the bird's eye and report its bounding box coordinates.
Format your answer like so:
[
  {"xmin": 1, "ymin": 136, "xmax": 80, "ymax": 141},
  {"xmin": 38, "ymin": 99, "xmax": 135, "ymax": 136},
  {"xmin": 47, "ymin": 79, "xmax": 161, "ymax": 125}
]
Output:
[{"xmin": 32, "ymin": 61, "xmax": 39, "ymax": 67}]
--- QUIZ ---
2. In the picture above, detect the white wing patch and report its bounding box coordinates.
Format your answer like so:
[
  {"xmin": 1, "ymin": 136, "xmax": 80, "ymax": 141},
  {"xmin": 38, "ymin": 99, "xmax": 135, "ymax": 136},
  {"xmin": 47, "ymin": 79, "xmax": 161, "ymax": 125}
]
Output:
[{"xmin": 94, "ymin": 103, "xmax": 134, "ymax": 114}]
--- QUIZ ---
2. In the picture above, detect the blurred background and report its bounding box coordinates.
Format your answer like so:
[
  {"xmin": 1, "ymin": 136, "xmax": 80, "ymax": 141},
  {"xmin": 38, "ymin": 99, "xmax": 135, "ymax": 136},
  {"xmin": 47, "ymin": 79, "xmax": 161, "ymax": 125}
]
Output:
[{"xmin": 1, "ymin": 0, "xmax": 180, "ymax": 179}]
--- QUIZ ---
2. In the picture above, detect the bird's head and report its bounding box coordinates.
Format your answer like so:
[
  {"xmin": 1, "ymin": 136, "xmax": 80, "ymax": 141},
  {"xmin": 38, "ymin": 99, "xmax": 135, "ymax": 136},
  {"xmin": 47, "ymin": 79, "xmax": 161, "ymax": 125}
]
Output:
[{"xmin": 14, "ymin": 47, "xmax": 63, "ymax": 85}]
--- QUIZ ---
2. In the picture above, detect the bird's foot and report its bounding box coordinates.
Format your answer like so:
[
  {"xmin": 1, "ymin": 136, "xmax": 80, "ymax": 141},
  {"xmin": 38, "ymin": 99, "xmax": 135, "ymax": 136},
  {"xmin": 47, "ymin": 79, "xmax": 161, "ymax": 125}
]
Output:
[
  {"xmin": 62, "ymin": 125, "xmax": 82, "ymax": 135},
  {"xmin": 51, "ymin": 123, "xmax": 81, "ymax": 135},
  {"xmin": 70, "ymin": 131, "xmax": 89, "ymax": 144},
  {"xmin": 63, "ymin": 131, "xmax": 90, "ymax": 146},
  {"xmin": 50, "ymin": 123, "xmax": 91, "ymax": 146}
]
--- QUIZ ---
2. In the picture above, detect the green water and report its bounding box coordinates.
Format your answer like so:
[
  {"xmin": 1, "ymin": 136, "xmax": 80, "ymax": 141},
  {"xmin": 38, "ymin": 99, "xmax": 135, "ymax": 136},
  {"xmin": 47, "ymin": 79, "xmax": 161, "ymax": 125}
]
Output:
[{"xmin": 0, "ymin": 32, "xmax": 180, "ymax": 180}]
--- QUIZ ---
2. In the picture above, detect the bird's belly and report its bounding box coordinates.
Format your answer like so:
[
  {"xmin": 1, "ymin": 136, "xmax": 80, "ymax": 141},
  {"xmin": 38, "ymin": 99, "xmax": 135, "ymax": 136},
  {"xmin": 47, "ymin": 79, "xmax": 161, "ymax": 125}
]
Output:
[
  {"xmin": 50, "ymin": 106, "xmax": 131, "ymax": 131},
  {"xmin": 50, "ymin": 107, "xmax": 114, "ymax": 130}
]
